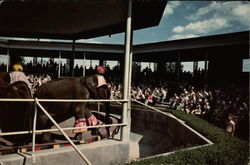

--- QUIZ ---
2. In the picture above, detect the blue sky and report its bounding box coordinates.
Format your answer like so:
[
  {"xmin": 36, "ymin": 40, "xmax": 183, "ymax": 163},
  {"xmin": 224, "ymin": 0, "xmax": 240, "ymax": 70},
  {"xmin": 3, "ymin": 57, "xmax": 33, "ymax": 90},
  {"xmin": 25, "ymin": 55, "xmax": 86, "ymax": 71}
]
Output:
[{"xmin": 77, "ymin": 1, "xmax": 250, "ymax": 44}]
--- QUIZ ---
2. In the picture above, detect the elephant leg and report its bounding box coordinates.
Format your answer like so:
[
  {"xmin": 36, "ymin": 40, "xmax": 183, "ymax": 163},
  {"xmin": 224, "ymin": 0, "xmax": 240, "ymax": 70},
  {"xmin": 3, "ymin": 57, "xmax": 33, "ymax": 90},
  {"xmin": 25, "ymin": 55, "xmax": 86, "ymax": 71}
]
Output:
[
  {"xmin": 41, "ymin": 120, "xmax": 54, "ymax": 143},
  {"xmin": 85, "ymin": 106, "xmax": 100, "ymax": 136},
  {"xmin": 42, "ymin": 132, "xmax": 53, "ymax": 143},
  {"xmin": 104, "ymin": 102, "xmax": 112, "ymax": 137},
  {"xmin": 74, "ymin": 133, "xmax": 83, "ymax": 140},
  {"xmin": 72, "ymin": 103, "xmax": 87, "ymax": 134}
]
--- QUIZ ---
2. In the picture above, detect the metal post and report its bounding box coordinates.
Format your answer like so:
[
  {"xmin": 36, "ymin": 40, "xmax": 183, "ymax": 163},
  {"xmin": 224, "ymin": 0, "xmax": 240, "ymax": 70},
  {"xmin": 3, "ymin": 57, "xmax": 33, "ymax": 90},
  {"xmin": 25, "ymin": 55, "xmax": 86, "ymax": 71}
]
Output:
[
  {"xmin": 31, "ymin": 99, "xmax": 38, "ymax": 163},
  {"xmin": 36, "ymin": 100, "xmax": 92, "ymax": 165},
  {"xmin": 121, "ymin": 0, "xmax": 132, "ymax": 142},
  {"xmin": 177, "ymin": 50, "xmax": 180, "ymax": 81},
  {"xmin": 205, "ymin": 49, "xmax": 208, "ymax": 80},
  {"xmin": 71, "ymin": 40, "xmax": 76, "ymax": 77},
  {"xmin": 6, "ymin": 49, "xmax": 9, "ymax": 72},
  {"xmin": 83, "ymin": 52, "xmax": 86, "ymax": 77},
  {"xmin": 97, "ymin": 101, "xmax": 100, "ymax": 112},
  {"xmin": 58, "ymin": 51, "xmax": 61, "ymax": 78}
]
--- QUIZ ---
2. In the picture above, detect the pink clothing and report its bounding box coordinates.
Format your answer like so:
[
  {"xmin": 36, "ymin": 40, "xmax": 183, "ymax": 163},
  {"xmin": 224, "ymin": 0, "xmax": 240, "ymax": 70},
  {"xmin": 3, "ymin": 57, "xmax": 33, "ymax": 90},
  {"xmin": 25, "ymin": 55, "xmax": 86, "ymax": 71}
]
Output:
[
  {"xmin": 74, "ymin": 115, "xmax": 98, "ymax": 128},
  {"xmin": 97, "ymin": 75, "xmax": 107, "ymax": 88},
  {"xmin": 87, "ymin": 115, "xmax": 98, "ymax": 126},
  {"xmin": 9, "ymin": 71, "xmax": 30, "ymax": 86},
  {"xmin": 74, "ymin": 118, "xmax": 87, "ymax": 128}
]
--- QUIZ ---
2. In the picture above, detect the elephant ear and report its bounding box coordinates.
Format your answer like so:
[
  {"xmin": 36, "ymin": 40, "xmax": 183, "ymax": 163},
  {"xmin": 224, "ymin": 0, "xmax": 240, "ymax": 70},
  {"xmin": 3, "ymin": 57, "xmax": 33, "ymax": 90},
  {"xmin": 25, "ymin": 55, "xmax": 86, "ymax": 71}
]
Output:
[{"xmin": 84, "ymin": 75, "xmax": 99, "ymax": 98}]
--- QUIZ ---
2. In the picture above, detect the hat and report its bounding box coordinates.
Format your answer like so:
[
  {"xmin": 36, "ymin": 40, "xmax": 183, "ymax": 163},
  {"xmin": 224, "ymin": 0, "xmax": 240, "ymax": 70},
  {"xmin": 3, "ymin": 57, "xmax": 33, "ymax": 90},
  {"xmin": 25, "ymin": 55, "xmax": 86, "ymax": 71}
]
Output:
[
  {"xmin": 97, "ymin": 66, "xmax": 105, "ymax": 74},
  {"xmin": 12, "ymin": 64, "xmax": 23, "ymax": 71}
]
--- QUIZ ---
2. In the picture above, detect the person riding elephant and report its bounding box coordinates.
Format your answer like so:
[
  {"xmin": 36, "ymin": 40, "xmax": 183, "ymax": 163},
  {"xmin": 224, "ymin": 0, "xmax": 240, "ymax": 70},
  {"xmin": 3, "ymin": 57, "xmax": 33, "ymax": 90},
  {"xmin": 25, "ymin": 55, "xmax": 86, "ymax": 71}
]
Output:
[
  {"xmin": 0, "ymin": 81, "xmax": 33, "ymax": 145},
  {"xmin": 34, "ymin": 74, "xmax": 110, "ymax": 143},
  {"xmin": 0, "ymin": 63, "xmax": 30, "ymax": 88},
  {"xmin": 0, "ymin": 64, "xmax": 33, "ymax": 145}
]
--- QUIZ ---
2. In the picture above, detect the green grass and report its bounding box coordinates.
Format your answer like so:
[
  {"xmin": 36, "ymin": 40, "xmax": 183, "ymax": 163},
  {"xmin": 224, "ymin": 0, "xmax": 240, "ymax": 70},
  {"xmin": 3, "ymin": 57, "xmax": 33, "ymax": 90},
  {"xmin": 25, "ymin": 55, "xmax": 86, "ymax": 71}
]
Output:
[{"xmin": 128, "ymin": 104, "xmax": 249, "ymax": 165}]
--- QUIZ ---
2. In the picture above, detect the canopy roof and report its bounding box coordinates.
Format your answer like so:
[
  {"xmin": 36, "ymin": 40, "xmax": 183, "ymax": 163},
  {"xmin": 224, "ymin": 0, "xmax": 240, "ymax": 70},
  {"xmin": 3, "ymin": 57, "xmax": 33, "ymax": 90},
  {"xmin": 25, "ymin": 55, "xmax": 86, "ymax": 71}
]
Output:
[
  {"xmin": 0, "ymin": 31, "xmax": 248, "ymax": 62},
  {"xmin": 0, "ymin": 0, "xmax": 167, "ymax": 40}
]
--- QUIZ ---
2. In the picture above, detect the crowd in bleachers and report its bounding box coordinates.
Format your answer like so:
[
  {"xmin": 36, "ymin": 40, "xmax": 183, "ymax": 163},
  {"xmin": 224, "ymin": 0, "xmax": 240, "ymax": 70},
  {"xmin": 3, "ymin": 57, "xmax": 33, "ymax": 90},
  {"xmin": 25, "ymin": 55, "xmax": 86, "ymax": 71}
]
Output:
[
  {"xmin": 0, "ymin": 62, "xmax": 248, "ymax": 138},
  {"xmin": 109, "ymin": 79, "xmax": 249, "ymax": 138},
  {"xmin": 27, "ymin": 74, "xmax": 52, "ymax": 93}
]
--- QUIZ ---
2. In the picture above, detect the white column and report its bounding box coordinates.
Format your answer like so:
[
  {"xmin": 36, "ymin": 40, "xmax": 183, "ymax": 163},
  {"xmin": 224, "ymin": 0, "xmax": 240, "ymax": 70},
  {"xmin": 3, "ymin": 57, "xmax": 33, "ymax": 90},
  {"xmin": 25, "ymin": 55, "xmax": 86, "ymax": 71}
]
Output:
[{"xmin": 121, "ymin": 0, "xmax": 132, "ymax": 142}]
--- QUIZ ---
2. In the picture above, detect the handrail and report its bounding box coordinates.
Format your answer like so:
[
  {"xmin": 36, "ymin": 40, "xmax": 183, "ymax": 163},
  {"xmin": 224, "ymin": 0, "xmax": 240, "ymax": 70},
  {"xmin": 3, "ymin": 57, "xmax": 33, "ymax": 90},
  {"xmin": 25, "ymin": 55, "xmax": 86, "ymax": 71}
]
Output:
[
  {"xmin": 0, "ymin": 123, "xmax": 127, "ymax": 136},
  {"xmin": 131, "ymin": 99, "xmax": 185, "ymax": 124},
  {"xmin": 131, "ymin": 99, "xmax": 213, "ymax": 145},
  {"xmin": 36, "ymin": 99, "xmax": 92, "ymax": 165},
  {"xmin": 0, "ymin": 98, "xmax": 128, "ymax": 102}
]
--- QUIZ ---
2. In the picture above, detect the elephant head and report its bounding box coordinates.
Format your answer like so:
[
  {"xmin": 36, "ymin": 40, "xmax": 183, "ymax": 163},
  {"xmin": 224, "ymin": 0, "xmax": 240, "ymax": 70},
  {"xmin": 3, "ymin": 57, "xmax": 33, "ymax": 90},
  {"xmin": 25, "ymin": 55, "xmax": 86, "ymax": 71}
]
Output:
[{"xmin": 84, "ymin": 74, "xmax": 110, "ymax": 99}]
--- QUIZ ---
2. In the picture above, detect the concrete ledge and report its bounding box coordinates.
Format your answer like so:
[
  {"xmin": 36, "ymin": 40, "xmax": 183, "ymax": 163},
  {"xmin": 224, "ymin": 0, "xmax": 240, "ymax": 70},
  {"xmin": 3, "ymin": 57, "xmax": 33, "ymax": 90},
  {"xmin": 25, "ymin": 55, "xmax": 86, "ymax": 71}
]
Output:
[{"xmin": 0, "ymin": 140, "xmax": 129, "ymax": 165}]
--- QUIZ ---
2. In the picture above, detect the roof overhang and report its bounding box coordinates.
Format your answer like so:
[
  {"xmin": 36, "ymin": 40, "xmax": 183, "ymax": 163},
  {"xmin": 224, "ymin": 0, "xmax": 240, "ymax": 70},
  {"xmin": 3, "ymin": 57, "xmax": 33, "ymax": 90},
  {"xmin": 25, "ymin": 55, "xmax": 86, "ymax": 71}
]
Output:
[{"xmin": 0, "ymin": 0, "xmax": 167, "ymax": 40}]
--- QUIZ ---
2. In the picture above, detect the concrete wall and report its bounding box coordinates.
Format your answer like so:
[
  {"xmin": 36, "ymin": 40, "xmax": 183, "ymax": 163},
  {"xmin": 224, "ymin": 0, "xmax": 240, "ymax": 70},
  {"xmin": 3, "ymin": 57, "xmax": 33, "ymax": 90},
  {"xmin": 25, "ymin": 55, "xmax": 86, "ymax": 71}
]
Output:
[
  {"xmin": 0, "ymin": 140, "xmax": 129, "ymax": 165},
  {"xmin": 131, "ymin": 108, "xmax": 208, "ymax": 155}
]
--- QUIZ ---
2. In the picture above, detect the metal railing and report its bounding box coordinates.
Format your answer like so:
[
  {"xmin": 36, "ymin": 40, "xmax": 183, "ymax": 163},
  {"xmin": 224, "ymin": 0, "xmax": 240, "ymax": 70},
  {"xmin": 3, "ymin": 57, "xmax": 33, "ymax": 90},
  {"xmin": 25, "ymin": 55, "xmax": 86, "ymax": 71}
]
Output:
[{"xmin": 0, "ymin": 98, "xmax": 129, "ymax": 165}]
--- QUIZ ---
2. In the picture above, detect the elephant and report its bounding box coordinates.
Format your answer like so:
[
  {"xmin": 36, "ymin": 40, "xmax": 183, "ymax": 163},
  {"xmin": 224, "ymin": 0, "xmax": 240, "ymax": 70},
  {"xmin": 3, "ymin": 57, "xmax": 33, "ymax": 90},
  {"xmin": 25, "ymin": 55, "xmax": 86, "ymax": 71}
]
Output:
[
  {"xmin": 0, "ymin": 81, "xmax": 33, "ymax": 145},
  {"xmin": 0, "ymin": 72, "xmax": 10, "ymax": 87},
  {"xmin": 34, "ymin": 74, "xmax": 111, "ymax": 143}
]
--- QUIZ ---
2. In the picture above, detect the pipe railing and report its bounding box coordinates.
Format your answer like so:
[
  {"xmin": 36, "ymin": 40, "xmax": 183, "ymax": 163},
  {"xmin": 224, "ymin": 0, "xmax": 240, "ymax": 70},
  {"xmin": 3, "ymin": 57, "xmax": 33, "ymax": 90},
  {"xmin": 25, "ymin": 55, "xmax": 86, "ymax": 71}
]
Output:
[
  {"xmin": 0, "ymin": 98, "xmax": 128, "ymax": 102},
  {"xmin": 131, "ymin": 99, "xmax": 185, "ymax": 124},
  {"xmin": 0, "ymin": 98, "xmax": 129, "ymax": 165},
  {"xmin": 0, "ymin": 123, "xmax": 128, "ymax": 136},
  {"xmin": 36, "ymin": 100, "xmax": 92, "ymax": 165}
]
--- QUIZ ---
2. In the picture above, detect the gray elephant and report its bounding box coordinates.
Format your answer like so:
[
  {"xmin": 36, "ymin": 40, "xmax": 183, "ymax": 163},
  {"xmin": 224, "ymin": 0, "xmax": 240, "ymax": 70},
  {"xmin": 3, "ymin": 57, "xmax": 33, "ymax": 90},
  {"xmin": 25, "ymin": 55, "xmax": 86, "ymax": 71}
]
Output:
[
  {"xmin": 0, "ymin": 81, "xmax": 33, "ymax": 145},
  {"xmin": 34, "ymin": 74, "xmax": 111, "ymax": 143}
]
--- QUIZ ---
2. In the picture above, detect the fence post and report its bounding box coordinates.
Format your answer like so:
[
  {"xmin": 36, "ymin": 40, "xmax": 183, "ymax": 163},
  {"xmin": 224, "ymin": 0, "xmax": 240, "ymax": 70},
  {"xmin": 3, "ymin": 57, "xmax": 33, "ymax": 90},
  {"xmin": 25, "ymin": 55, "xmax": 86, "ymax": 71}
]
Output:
[
  {"xmin": 31, "ymin": 98, "xmax": 38, "ymax": 164},
  {"xmin": 97, "ymin": 101, "xmax": 100, "ymax": 112}
]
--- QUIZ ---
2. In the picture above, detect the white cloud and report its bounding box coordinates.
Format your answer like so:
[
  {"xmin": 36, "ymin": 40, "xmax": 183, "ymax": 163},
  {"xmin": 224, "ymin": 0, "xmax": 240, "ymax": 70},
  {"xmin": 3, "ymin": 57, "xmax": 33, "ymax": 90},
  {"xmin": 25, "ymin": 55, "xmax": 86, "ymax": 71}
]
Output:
[
  {"xmin": 168, "ymin": 34, "xmax": 199, "ymax": 40},
  {"xmin": 172, "ymin": 26, "xmax": 184, "ymax": 33},
  {"xmin": 163, "ymin": 1, "xmax": 181, "ymax": 16},
  {"xmin": 186, "ymin": 1, "xmax": 250, "ymax": 28},
  {"xmin": 172, "ymin": 18, "xmax": 229, "ymax": 34}
]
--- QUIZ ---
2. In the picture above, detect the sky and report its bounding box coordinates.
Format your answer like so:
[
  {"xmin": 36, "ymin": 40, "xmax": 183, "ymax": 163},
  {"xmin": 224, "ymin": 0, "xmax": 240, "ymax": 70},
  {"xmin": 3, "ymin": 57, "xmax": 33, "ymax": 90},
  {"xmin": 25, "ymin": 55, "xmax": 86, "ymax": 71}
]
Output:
[
  {"xmin": 77, "ymin": 1, "xmax": 250, "ymax": 44},
  {"xmin": 0, "ymin": 1, "xmax": 250, "ymax": 71}
]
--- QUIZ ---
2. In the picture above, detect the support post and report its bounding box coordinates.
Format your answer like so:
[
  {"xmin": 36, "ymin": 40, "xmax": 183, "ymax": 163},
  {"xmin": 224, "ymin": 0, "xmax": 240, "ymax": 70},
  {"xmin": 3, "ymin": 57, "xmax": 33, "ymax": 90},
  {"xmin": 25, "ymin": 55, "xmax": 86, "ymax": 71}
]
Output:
[
  {"xmin": 83, "ymin": 52, "xmax": 86, "ymax": 77},
  {"xmin": 58, "ymin": 51, "xmax": 61, "ymax": 78},
  {"xmin": 177, "ymin": 50, "xmax": 181, "ymax": 81},
  {"xmin": 121, "ymin": 0, "xmax": 132, "ymax": 142},
  {"xmin": 205, "ymin": 49, "xmax": 208, "ymax": 81},
  {"xmin": 6, "ymin": 49, "xmax": 9, "ymax": 72},
  {"xmin": 70, "ymin": 40, "xmax": 76, "ymax": 77}
]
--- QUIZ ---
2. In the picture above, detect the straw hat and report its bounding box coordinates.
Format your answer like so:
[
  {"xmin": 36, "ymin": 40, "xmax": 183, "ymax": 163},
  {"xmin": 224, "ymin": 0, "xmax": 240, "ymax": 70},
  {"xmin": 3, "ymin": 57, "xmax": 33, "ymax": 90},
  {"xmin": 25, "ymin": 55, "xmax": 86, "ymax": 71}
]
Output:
[{"xmin": 12, "ymin": 63, "xmax": 23, "ymax": 71}]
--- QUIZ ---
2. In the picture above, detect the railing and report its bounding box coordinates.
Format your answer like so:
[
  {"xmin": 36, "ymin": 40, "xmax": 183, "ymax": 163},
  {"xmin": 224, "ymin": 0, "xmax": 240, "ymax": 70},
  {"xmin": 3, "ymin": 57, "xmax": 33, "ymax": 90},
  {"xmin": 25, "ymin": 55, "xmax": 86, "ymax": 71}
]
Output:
[{"xmin": 0, "ymin": 98, "xmax": 129, "ymax": 165}]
